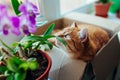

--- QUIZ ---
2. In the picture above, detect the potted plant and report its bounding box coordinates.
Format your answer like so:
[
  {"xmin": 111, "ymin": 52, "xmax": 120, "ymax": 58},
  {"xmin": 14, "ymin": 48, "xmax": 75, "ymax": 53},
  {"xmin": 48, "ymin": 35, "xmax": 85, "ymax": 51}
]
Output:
[
  {"xmin": 109, "ymin": 0, "xmax": 120, "ymax": 18},
  {"xmin": 0, "ymin": 0, "xmax": 66, "ymax": 80},
  {"xmin": 94, "ymin": 0, "xmax": 112, "ymax": 17},
  {"xmin": 116, "ymin": 10, "xmax": 120, "ymax": 18}
]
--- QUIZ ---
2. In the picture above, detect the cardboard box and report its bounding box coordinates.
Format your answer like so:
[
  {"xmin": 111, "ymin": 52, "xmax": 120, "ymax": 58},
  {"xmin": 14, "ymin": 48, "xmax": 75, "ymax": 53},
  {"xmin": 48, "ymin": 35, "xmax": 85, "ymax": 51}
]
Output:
[{"xmin": 35, "ymin": 13, "xmax": 120, "ymax": 80}]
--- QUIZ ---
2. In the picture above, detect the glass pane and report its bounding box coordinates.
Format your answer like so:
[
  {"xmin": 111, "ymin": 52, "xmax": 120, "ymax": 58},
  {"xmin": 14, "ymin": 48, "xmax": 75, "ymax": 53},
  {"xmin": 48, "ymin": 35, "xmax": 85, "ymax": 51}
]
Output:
[{"xmin": 60, "ymin": 0, "xmax": 96, "ymax": 14}]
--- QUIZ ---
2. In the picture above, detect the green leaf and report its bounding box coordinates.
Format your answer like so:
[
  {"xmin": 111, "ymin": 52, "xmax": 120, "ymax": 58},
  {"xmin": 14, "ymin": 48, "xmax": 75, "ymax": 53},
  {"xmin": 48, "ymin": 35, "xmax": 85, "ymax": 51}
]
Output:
[
  {"xmin": 6, "ymin": 73, "xmax": 14, "ymax": 80},
  {"xmin": 11, "ymin": 0, "xmax": 21, "ymax": 15},
  {"xmin": 56, "ymin": 37, "xmax": 66, "ymax": 46},
  {"xmin": 15, "ymin": 72, "xmax": 26, "ymax": 80},
  {"xmin": 4, "ymin": 70, "xmax": 9, "ymax": 76},
  {"xmin": 12, "ymin": 42, "xmax": 19, "ymax": 54},
  {"xmin": 12, "ymin": 42, "xmax": 19, "ymax": 47},
  {"xmin": 44, "ymin": 35, "xmax": 55, "ymax": 39},
  {"xmin": 100, "ymin": 0, "xmax": 110, "ymax": 3},
  {"xmin": 20, "ymin": 36, "xmax": 44, "ymax": 42},
  {"xmin": 28, "ymin": 61, "xmax": 38, "ymax": 70},
  {"xmin": 27, "ymin": 58, "xmax": 37, "ymax": 62},
  {"xmin": 19, "ymin": 59, "xmax": 38, "ymax": 71},
  {"xmin": 6, "ymin": 57, "xmax": 23, "ymax": 72},
  {"xmin": 33, "ymin": 41, "xmax": 42, "ymax": 49},
  {"xmin": 13, "ymin": 46, "xmax": 19, "ymax": 54},
  {"xmin": 0, "ymin": 56, "xmax": 4, "ymax": 61},
  {"xmin": 45, "ymin": 41, "xmax": 53, "ymax": 49},
  {"xmin": 43, "ymin": 23, "xmax": 55, "ymax": 36},
  {"xmin": 19, "ymin": 62, "xmax": 29, "ymax": 71},
  {"xmin": 0, "ymin": 66, "xmax": 8, "ymax": 73},
  {"xmin": 23, "ymin": 41, "xmax": 33, "ymax": 50},
  {"xmin": 0, "ymin": 39, "xmax": 15, "ymax": 54}
]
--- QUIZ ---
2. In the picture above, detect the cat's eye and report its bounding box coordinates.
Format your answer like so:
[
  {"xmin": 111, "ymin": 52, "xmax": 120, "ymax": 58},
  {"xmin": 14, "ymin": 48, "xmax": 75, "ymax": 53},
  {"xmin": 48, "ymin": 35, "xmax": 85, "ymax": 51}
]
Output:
[{"xmin": 64, "ymin": 34, "xmax": 70, "ymax": 39}]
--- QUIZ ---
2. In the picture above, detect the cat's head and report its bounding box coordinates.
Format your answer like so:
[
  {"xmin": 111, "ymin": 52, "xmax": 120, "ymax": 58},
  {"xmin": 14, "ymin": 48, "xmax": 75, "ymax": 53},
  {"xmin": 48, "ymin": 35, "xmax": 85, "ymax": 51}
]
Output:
[{"xmin": 56, "ymin": 22, "xmax": 88, "ymax": 58}]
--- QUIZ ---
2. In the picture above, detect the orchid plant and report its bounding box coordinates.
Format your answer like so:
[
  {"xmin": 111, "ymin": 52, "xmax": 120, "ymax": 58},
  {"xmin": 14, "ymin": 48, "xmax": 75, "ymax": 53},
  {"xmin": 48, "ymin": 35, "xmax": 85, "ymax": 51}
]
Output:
[
  {"xmin": 99, "ymin": 0, "xmax": 111, "ymax": 3},
  {"xmin": 0, "ymin": 0, "xmax": 66, "ymax": 80}
]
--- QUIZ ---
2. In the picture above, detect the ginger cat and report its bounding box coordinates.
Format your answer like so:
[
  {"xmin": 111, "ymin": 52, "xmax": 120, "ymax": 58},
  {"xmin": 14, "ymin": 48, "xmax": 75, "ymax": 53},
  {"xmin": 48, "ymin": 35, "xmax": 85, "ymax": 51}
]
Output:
[{"xmin": 51, "ymin": 22, "xmax": 110, "ymax": 62}]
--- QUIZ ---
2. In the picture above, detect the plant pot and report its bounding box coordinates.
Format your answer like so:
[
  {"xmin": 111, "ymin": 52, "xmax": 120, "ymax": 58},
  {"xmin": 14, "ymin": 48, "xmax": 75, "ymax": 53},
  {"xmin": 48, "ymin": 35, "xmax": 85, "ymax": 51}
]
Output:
[
  {"xmin": 94, "ymin": 2, "xmax": 111, "ymax": 18},
  {"xmin": 0, "ymin": 50, "xmax": 52, "ymax": 80},
  {"xmin": 26, "ymin": 50, "xmax": 52, "ymax": 80},
  {"xmin": 36, "ymin": 50, "xmax": 52, "ymax": 80},
  {"xmin": 116, "ymin": 10, "xmax": 120, "ymax": 18}
]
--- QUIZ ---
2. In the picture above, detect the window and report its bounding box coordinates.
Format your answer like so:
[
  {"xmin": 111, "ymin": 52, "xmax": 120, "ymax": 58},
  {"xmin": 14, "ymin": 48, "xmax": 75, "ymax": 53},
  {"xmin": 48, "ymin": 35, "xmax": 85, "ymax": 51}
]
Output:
[
  {"xmin": 0, "ymin": 0, "xmax": 96, "ymax": 23},
  {"xmin": 60, "ymin": 0, "xmax": 95, "ymax": 15},
  {"xmin": 38, "ymin": 0, "xmax": 96, "ymax": 20}
]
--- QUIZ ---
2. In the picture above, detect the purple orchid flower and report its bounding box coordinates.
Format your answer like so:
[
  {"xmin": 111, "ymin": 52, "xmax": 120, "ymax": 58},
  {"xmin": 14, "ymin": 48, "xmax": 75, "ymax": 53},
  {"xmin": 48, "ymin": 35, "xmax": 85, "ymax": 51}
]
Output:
[
  {"xmin": 19, "ymin": 0, "xmax": 39, "ymax": 15},
  {"xmin": 0, "ymin": 4, "xmax": 10, "ymax": 35},
  {"xmin": 11, "ymin": 16, "xmax": 21, "ymax": 35},
  {"xmin": 0, "ymin": 4, "xmax": 20, "ymax": 36},
  {"xmin": 19, "ymin": 0, "xmax": 39, "ymax": 35},
  {"xmin": 0, "ymin": 0, "xmax": 39, "ymax": 35},
  {"xmin": 19, "ymin": 14, "xmax": 36, "ymax": 35},
  {"xmin": 0, "ymin": 5, "xmax": 12, "ymax": 35}
]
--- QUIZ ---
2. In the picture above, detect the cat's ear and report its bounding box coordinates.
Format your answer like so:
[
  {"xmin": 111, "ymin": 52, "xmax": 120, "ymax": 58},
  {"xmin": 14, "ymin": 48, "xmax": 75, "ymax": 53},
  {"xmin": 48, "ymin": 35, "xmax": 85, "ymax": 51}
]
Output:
[
  {"xmin": 71, "ymin": 22, "xmax": 78, "ymax": 28},
  {"xmin": 79, "ymin": 27, "xmax": 88, "ymax": 43}
]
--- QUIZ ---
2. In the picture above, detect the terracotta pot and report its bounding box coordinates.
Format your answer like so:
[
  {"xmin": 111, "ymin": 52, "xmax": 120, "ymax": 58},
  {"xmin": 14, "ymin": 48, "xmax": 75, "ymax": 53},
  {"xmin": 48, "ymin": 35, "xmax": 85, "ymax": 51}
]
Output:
[
  {"xmin": 116, "ymin": 10, "xmax": 120, "ymax": 18},
  {"xmin": 0, "ymin": 50, "xmax": 52, "ymax": 80},
  {"xmin": 36, "ymin": 50, "xmax": 52, "ymax": 80},
  {"xmin": 94, "ymin": 2, "xmax": 111, "ymax": 18}
]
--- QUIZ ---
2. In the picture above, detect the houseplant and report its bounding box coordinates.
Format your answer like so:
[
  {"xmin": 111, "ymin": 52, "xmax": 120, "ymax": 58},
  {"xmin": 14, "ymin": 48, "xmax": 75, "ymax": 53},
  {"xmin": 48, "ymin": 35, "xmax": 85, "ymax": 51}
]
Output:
[
  {"xmin": 109, "ymin": 0, "xmax": 120, "ymax": 18},
  {"xmin": 0, "ymin": 0, "xmax": 65, "ymax": 80},
  {"xmin": 94, "ymin": 0, "xmax": 112, "ymax": 17},
  {"xmin": 116, "ymin": 10, "xmax": 120, "ymax": 18}
]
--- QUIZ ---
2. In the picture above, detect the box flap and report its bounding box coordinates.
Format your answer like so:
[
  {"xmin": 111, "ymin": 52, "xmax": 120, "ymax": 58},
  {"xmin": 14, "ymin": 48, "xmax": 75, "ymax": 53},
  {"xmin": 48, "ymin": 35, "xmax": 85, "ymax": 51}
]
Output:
[{"xmin": 92, "ymin": 33, "xmax": 120, "ymax": 80}]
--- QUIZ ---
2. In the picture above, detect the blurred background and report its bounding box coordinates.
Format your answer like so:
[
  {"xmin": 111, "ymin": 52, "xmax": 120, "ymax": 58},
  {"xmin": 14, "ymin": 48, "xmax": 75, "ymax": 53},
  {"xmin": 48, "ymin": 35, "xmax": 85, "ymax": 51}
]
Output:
[{"xmin": 1, "ymin": 0, "xmax": 119, "ymax": 24}]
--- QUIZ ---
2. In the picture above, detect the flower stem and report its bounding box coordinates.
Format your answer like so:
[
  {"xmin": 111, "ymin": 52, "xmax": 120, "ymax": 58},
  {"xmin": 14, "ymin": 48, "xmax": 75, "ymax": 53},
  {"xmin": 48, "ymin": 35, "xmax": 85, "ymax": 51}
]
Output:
[
  {"xmin": 0, "ymin": 39, "xmax": 15, "ymax": 54},
  {"xmin": 18, "ymin": 44, "xmax": 27, "ymax": 60}
]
